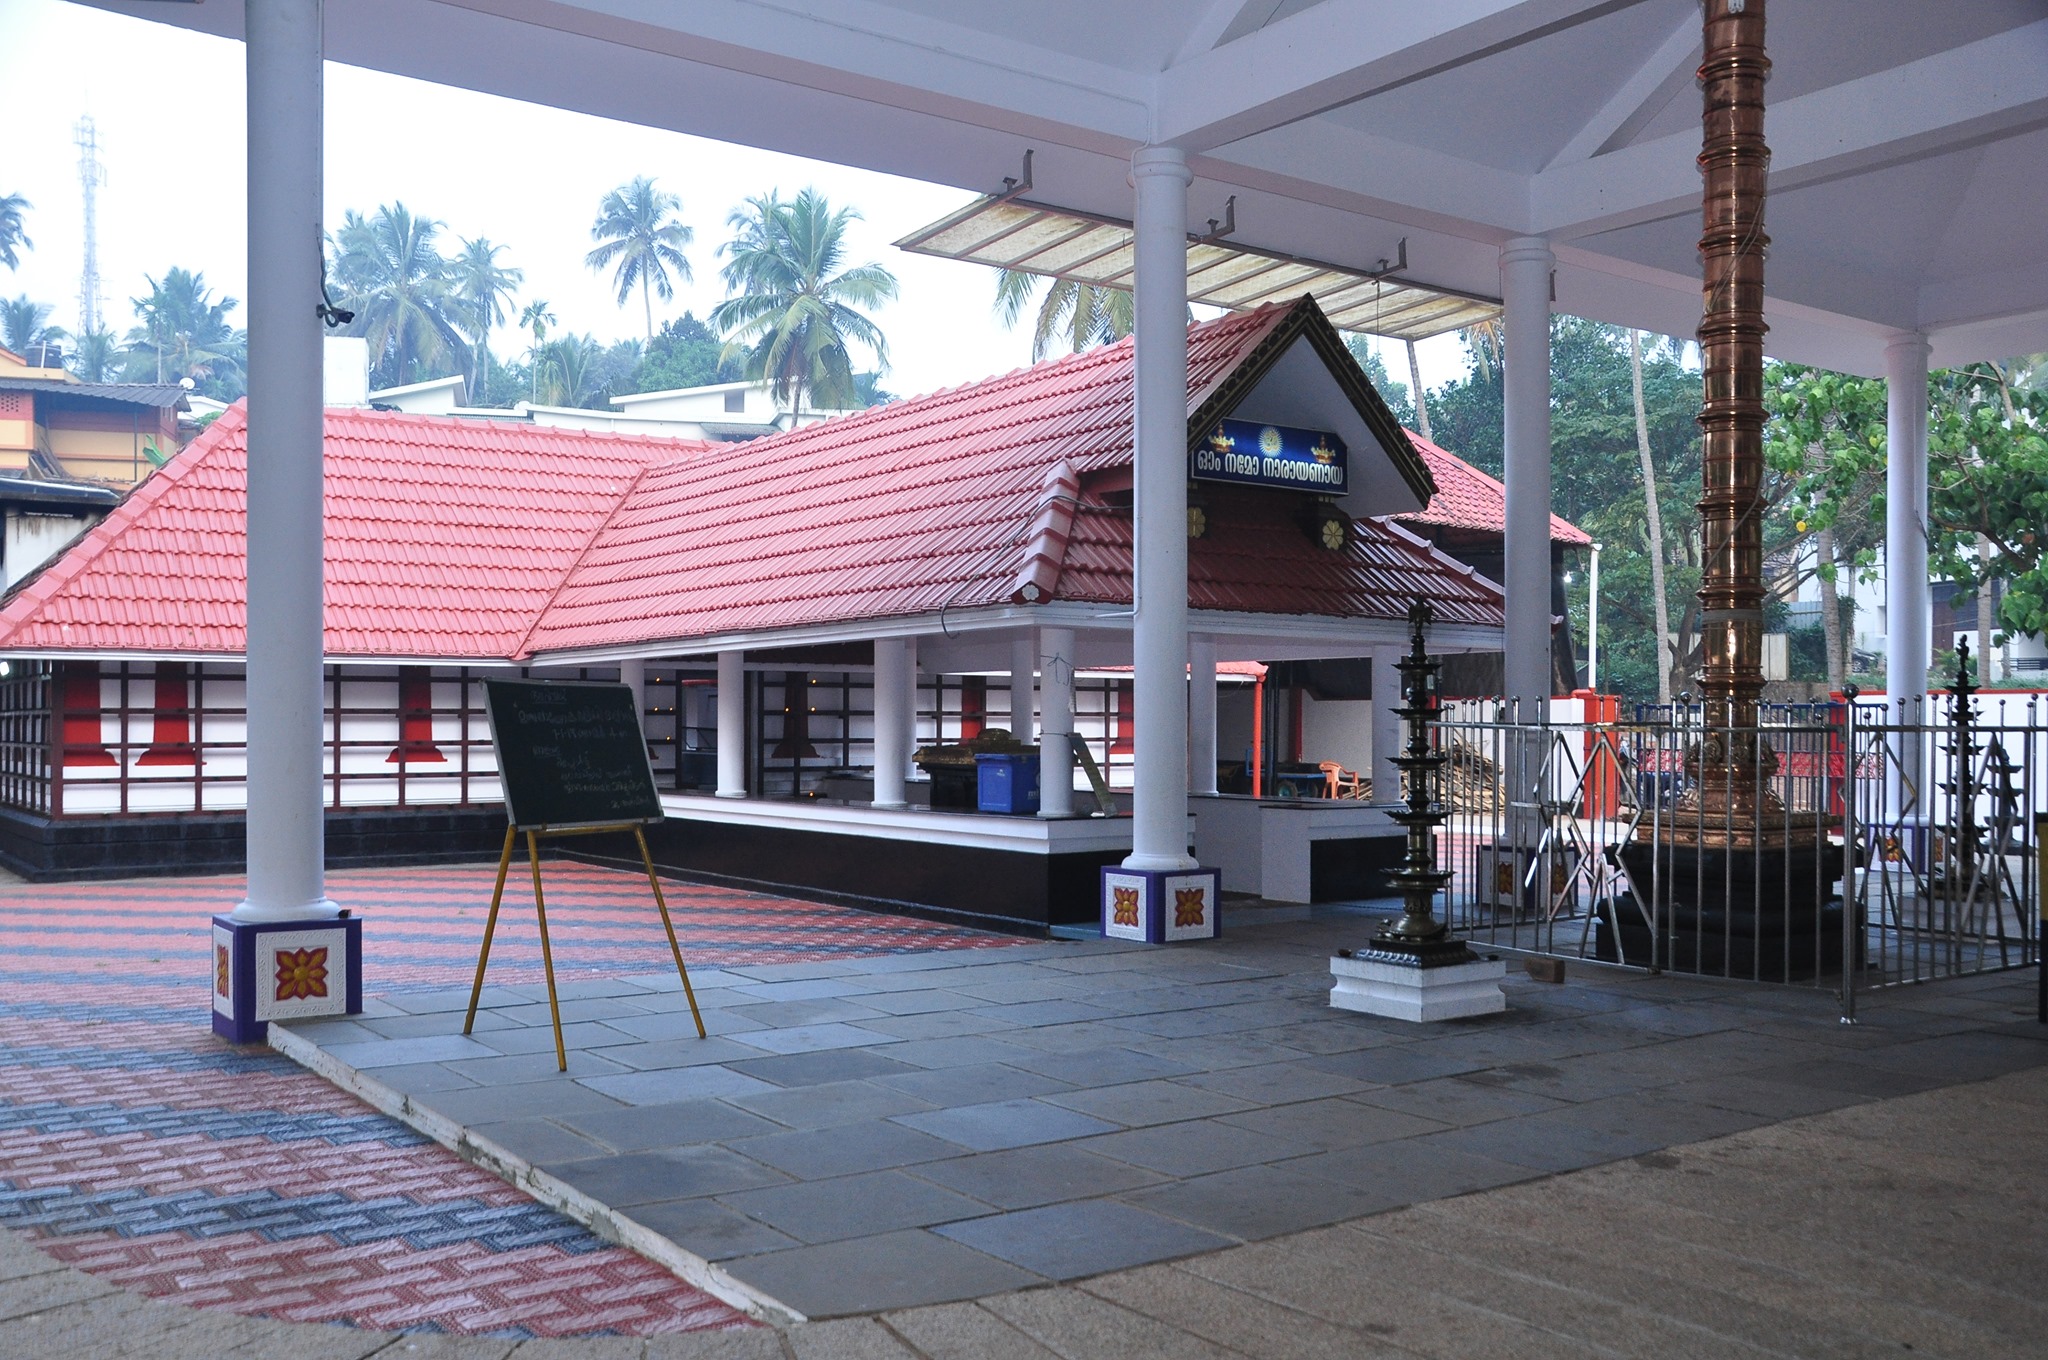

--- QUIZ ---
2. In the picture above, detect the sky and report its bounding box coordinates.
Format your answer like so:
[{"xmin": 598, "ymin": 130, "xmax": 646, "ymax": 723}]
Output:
[{"xmin": 0, "ymin": 0, "xmax": 1470, "ymax": 405}]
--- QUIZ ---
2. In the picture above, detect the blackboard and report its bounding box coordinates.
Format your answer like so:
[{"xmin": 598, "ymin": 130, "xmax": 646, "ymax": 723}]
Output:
[{"xmin": 484, "ymin": 679, "xmax": 663, "ymax": 830}]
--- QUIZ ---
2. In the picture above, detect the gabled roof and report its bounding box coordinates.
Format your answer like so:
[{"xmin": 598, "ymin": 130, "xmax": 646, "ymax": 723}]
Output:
[
  {"xmin": 523, "ymin": 298, "xmax": 1487, "ymax": 654},
  {"xmin": 0, "ymin": 299, "xmax": 1511, "ymax": 662},
  {"xmin": 1401, "ymin": 430, "xmax": 1592, "ymax": 547},
  {"xmin": 0, "ymin": 404, "xmax": 694, "ymax": 658}
]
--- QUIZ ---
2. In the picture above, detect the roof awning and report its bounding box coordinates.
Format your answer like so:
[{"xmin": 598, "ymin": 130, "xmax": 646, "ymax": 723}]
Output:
[{"xmin": 896, "ymin": 196, "xmax": 1500, "ymax": 343}]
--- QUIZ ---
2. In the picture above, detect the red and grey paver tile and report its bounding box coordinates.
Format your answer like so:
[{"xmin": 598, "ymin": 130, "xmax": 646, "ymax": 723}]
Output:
[{"xmin": 0, "ymin": 861, "xmax": 1018, "ymax": 1338}]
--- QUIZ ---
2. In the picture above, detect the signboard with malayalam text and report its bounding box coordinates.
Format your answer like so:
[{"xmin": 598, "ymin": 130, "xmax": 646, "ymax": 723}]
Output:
[
  {"xmin": 483, "ymin": 679, "xmax": 663, "ymax": 831},
  {"xmin": 1191, "ymin": 418, "xmax": 1347, "ymax": 495}
]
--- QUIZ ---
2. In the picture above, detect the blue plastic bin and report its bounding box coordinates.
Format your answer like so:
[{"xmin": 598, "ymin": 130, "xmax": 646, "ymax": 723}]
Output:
[{"xmin": 975, "ymin": 751, "xmax": 1041, "ymax": 814}]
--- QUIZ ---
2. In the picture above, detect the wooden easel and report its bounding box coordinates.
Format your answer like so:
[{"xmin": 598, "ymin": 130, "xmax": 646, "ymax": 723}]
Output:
[{"xmin": 462, "ymin": 820, "xmax": 706, "ymax": 1071}]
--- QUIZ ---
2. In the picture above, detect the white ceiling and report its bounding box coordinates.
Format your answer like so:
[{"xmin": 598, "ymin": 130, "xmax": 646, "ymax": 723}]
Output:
[{"xmin": 80, "ymin": 0, "xmax": 2048, "ymax": 375}]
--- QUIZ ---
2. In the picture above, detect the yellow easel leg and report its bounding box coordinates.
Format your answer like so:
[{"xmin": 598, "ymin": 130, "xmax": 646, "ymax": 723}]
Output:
[
  {"xmin": 527, "ymin": 830, "xmax": 568, "ymax": 1072},
  {"xmin": 463, "ymin": 826, "xmax": 518, "ymax": 1035},
  {"xmin": 636, "ymin": 826, "xmax": 706, "ymax": 1040}
]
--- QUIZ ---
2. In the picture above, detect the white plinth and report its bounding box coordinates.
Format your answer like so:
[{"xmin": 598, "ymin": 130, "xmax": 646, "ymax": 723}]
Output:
[{"xmin": 1329, "ymin": 953, "xmax": 1507, "ymax": 1023}]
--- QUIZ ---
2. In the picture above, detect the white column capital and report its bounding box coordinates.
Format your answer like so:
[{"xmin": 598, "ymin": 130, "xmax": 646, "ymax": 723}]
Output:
[
  {"xmin": 1883, "ymin": 330, "xmax": 1932, "ymax": 367},
  {"xmin": 1131, "ymin": 144, "xmax": 1193, "ymax": 183},
  {"xmin": 1500, "ymin": 235, "xmax": 1554, "ymax": 269}
]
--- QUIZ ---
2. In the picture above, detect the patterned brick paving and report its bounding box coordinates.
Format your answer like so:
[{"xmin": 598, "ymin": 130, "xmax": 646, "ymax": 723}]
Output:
[{"xmin": 0, "ymin": 861, "xmax": 1016, "ymax": 1337}]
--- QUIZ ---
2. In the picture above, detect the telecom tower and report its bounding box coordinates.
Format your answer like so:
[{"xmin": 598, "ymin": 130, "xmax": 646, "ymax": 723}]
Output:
[{"xmin": 76, "ymin": 116, "xmax": 105, "ymax": 337}]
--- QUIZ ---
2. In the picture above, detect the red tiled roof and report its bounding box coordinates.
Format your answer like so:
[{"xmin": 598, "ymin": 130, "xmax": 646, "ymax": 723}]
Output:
[
  {"xmin": 0, "ymin": 299, "xmax": 1507, "ymax": 662},
  {"xmin": 526, "ymin": 301, "xmax": 1499, "ymax": 652},
  {"xmin": 0, "ymin": 404, "xmax": 692, "ymax": 658},
  {"xmin": 1400, "ymin": 430, "xmax": 1592, "ymax": 545}
]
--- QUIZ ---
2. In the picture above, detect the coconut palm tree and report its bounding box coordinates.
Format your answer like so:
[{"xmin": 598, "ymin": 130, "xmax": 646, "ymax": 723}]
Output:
[
  {"xmin": 586, "ymin": 177, "xmax": 694, "ymax": 345},
  {"xmin": 519, "ymin": 299, "xmax": 555, "ymax": 401},
  {"xmin": 0, "ymin": 192, "xmax": 30, "ymax": 270},
  {"xmin": 1, "ymin": 295, "xmax": 65, "ymax": 357},
  {"xmin": 712, "ymin": 188, "xmax": 897, "ymax": 414},
  {"xmin": 327, "ymin": 204, "xmax": 469, "ymax": 389},
  {"xmin": 123, "ymin": 268, "xmax": 245, "ymax": 395},
  {"xmin": 531, "ymin": 334, "xmax": 607, "ymax": 408},
  {"xmin": 69, "ymin": 329, "xmax": 119, "ymax": 382},
  {"xmin": 993, "ymin": 269, "xmax": 1133, "ymax": 361},
  {"xmin": 451, "ymin": 235, "xmax": 522, "ymax": 403}
]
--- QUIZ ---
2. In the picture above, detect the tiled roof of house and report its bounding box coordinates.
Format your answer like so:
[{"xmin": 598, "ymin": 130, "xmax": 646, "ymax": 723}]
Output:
[
  {"xmin": 0, "ymin": 298, "xmax": 1514, "ymax": 661},
  {"xmin": 1400, "ymin": 430, "xmax": 1592, "ymax": 545},
  {"xmin": 0, "ymin": 404, "xmax": 689, "ymax": 658}
]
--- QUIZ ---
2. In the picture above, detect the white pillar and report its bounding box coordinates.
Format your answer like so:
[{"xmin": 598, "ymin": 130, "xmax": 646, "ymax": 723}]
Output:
[
  {"xmin": 618, "ymin": 658, "xmax": 646, "ymax": 723},
  {"xmin": 902, "ymin": 638, "xmax": 922, "ymax": 786},
  {"xmin": 234, "ymin": 0, "xmax": 335, "ymax": 923},
  {"xmin": 1371, "ymin": 647, "xmax": 1402, "ymax": 806},
  {"xmin": 1039, "ymin": 627, "xmax": 1076, "ymax": 818},
  {"xmin": 1500, "ymin": 236, "xmax": 1555, "ymax": 722},
  {"xmin": 1885, "ymin": 331, "xmax": 1932, "ymax": 813},
  {"xmin": 872, "ymin": 637, "xmax": 911, "ymax": 809},
  {"xmin": 715, "ymin": 650, "xmax": 746, "ymax": 798},
  {"xmin": 1125, "ymin": 145, "xmax": 1196, "ymax": 871},
  {"xmin": 1009, "ymin": 634, "xmax": 1037, "ymax": 745},
  {"xmin": 1188, "ymin": 635, "xmax": 1218, "ymax": 796}
]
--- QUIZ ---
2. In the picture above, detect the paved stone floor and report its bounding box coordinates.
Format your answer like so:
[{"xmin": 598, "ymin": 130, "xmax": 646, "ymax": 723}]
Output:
[
  {"xmin": 276, "ymin": 904, "xmax": 2048, "ymax": 1324},
  {"xmin": 0, "ymin": 863, "xmax": 1015, "ymax": 1340}
]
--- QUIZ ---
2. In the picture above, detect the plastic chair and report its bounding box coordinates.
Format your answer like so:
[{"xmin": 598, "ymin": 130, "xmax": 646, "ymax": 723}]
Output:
[{"xmin": 1319, "ymin": 760, "xmax": 1364, "ymax": 799}]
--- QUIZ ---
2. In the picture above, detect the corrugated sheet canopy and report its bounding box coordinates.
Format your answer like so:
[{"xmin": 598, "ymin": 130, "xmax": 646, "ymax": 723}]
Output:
[{"xmin": 895, "ymin": 197, "xmax": 1501, "ymax": 343}]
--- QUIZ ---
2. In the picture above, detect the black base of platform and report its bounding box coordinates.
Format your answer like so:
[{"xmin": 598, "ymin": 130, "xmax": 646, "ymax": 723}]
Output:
[
  {"xmin": 0, "ymin": 805, "xmax": 510, "ymax": 882},
  {"xmin": 1604, "ymin": 840, "xmax": 1852, "ymax": 982}
]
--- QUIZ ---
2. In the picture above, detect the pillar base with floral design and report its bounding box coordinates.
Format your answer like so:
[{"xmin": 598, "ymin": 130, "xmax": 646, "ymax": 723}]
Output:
[
  {"xmin": 211, "ymin": 914, "xmax": 362, "ymax": 1044},
  {"xmin": 1100, "ymin": 866, "xmax": 1221, "ymax": 944}
]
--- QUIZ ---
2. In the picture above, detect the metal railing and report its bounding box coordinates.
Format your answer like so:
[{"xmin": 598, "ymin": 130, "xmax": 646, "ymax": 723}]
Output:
[{"xmin": 1433, "ymin": 691, "xmax": 2043, "ymax": 1016}]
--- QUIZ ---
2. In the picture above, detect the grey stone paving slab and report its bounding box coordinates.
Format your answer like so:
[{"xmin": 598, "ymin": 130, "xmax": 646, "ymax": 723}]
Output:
[
  {"xmin": 468, "ymin": 1116, "xmax": 613, "ymax": 1164},
  {"xmin": 540, "ymin": 1145, "xmax": 788, "ymax": 1205},
  {"xmin": 419, "ymin": 1077, "xmax": 631, "ymax": 1125},
  {"xmin": 466, "ymin": 1020, "xmax": 640, "ymax": 1056},
  {"xmin": 993, "ymin": 1021, "xmax": 1159, "ymax": 1053},
  {"xmin": 1280, "ymin": 1136, "xmax": 1540, "ymax": 1206},
  {"xmin": 904, "ymin": 1143, "xmax": 1166, "ymax": 1210},
  {"xmin": 933, "ymin": 1199, "xmax": 1230, "ymax": 1279},
  {"xmin": 385, "ymin": 986, "xmax": 524, "ymax": 1014},
  {"xmin": 1745, "ymin": 1055, "xmax": 1949, "ymax": 1099},
  {"xmin": 878, "ymin": 1036, "xmax": 1040, "ymax": 1069},
  {"xmin": 736, "ymin": 1023, "xmax": 904, "ymax": 1055},
  {"xmin": 725, "ymin": 1049, "xmax": 920, "ymax": 1087},
  {"xmin": 731, "ymin": 978, "xmax": 881, "ymax": 1002},
  {"xmin": 724, "ymin": 1229, "xmax": 1040, "ymax": 1318},
  {"xmin": 606, "ymin": 1009, "xmax": 772, "ymax": 1041},
  {"xmin": 1658, "ymin": 1073, "xmax": 1867, "ymax": 1120},
  {"xmin": 1847, "ymin": 1031, "xmax": 2048, "ymax": 1083},
  {"xmin": 1453, "ymin": 1055, "xmax": 1663, "ymax": 1103},
  {"xmin": 873, "ymin": 1062, "xmax": 1073, "ymax": 1107},
  {"xmin": 1211, "ymin": 1096, "xmax": 1447, "ymax": 1150},
  {"xmin": 1119, "ymin": 1033, "xmax": 1313, "ymax": 1071},
  {"xmin": 490, "ymin": 998, "xmax": 652, "ymax": 1025},
  {"xmin": 1418, "ymin": 1108, "xmax": 1673, "ymax": 1172},
  {"xmin": 732, "ymin": 1118, "xmax": 969, "ymax": 1179},
  {"xmin": 1121, "ymin": 1162, "xmax": 1393, "ymax": 1240},
  {"xmin": 720, "ymin": 1169, "xmax": 992, "ymax": 1243},
  {"xmin": 852, "ymin": 990, "xmax": 982, "ymax": 1016},
  {"xmin": 995, "ymin": 1045, "xmax": 1198, "ymax": 1087},
  {"xmin": 595, "ymin": 1036, "xmax": 774, "ymax": 1072},
  {"xmin": 851, "ymin": 1010, "xmax": 1014, "ymax": 1041},
  {"xmin": 443, "ymin": 1049, "xmax": 634, "ymax": 1084},
  {"xmin": 1174, "ymin": 1061, "xmax": 1372, "ymax": 1104},
  {"xmin": 1078, "ymin": 1118, "xmax": 1314, "ymax": 1177},
  {"xmin": 1345, "ymin": 1074, "xmax": 1570, "ymax": 1126},
  {"xmin": 319, "ymin": 1033, "xmax": 502, "ymax": 1069},
  {"xmin": 725, "ymin": 999, "xmax": 889, "ymax": 1028},
  {"xmin": 1296, "ymin": 1043, "xmax": 1493, "ymax": 1086},
  {"xmin": 625, "ymin": 1197, "xmax": 802, "ymax": 1262},
  {"xmin": 578, "ymin": 1065, "xmax": 780, "ymax": 1105},
  {"xmin": 892, "ymin": 1098, "xmax": 1122, "ymax": 1152},
  {"xmin": 727, "ymin": 1078, "xmax": 940, "ymax": 1131},
  {"xmin": 963, "ymin": 1000, "xmax": 1115, "ymax": 1026},
  {"xmin": 1038, "ymin": 1079, "xmax": 1259, "ymax": 1128},
  {"xmin": 353, "ymin": 1011, "xmax": 519, "ymax": 1040},
  {"xmin": 368, "ymin": 1061, "xmax": 481, "ymax": 1095},
  {"xmin": 560, "ymin": 1098, "xmax": 785, "ymax": 1151},
  {"xmin": 502, "ymin": 977, "xmax": 661, "ymax": 1002}
]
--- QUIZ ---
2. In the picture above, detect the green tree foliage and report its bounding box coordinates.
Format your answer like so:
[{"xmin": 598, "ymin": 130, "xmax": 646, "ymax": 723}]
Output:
[
  {"xmin": 625, "ymin": 312, "xmax": 737, "ymax": 394},
  {"xmin": 123, "ymin": 268, "xmax": 245, "ymax": 398},
  {"xmin": 1927, "ymin": 364, "xmax": 2048, "ymax": 640},
  {"xmin": 0, "ymin": 192, "xmax": 29, "ymax": 270},
  {"xmin": 993, "ymin": 270, "xmax": 1132, "ymax": 361},
  {"xmin": 586, "ymin": 177, "xmax": 693, "ymax": 345},
  {"xmin": 327, "ymin": 204, "xmax": 471, "ymax": 390},
  {"xmin": 68, "ymin": 328, "xmax": 118, "ymax": 382},
  {"xmin": 450, "ymin": 236, "xmax": 523, "ymax": 403},
  {"xmin": 1, "ymin": 295, "xmax": 65, "ymax": 356},
  {"xmin": 712, "ymin": 188, "xmax": 897, "ymax": 413},
  {"xmin": 1343, "ymin": 336, "xmax": 1414, "ymax": 430}
]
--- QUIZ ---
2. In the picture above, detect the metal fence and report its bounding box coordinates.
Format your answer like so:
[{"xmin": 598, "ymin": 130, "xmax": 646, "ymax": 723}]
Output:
[{"xmin": 1434, "ymin": 692, "xmax": 2044, "ymax": 1015}]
